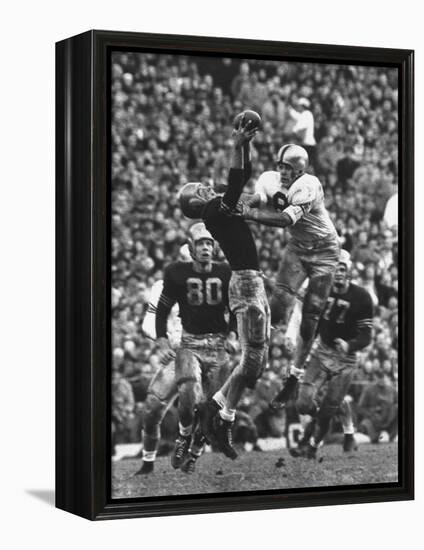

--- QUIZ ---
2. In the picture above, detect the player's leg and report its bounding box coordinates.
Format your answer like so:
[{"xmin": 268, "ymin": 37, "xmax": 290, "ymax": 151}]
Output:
[
  {"xmin": 340, "ymin": 395, "xmax": 357, "ymax": 452},
  {"xmin": 271, "ymin": 244, "xmax": 307, "ymax": 327},
  {"xmin": 136, "ymin": 361, "xmax": 177, "ymax": 475},
  {"xmin": 269, "ymin": 246, "xmax": 307, "ymax": 408},
  {"xmin": 182, "ymin": 343, "xmax": 231, "ymax": 473},
  {"xmin": 309, "ymin": 367, "xmax": 355, "ymax": 457},
  {"xmin": 294, "ymin": 272, "xmax": 334, "ymax": 371},
  {"xmin": 289, "ymin": 353, "xmax": 328, "ymax": 457},
  {"xmin": 210, "ymin": 273, "xmax": 270, "ymax": 459},
  {"xmin": 274, "ymin": 272, "xmax": 333, "ymax": 413},
  {"xmin": 173, "ymin": 347, "xmax": 202, "ymax": 468},
  {"xmin": 294, "ymin": 238, "xmax": 340, "ymax": 372}
]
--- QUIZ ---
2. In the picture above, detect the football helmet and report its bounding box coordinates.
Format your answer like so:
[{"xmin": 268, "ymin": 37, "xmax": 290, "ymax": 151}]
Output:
[
  {"xmin": 334, "ymin": 249, "xmax": 352, "ymax": 289},
  {"xmin": 178, "ymin": 182, "xmax": 215, "ymax": 219},
  {"xmin": 188, "ymin": 222, "xmax": 215, "ymax": 262},
  {"xmin": 277, "ymin": 144, "xmax": 309, "ymax": 174}
]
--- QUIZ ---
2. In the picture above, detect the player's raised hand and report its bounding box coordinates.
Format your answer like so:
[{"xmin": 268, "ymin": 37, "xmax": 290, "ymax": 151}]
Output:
[
  {"xmin": 232, "ymin": 110, "xmax": 261, "ymax": 147},
  {"xmin": 232, "ymin": 118, "xmax": 258, "ymax": 147}
]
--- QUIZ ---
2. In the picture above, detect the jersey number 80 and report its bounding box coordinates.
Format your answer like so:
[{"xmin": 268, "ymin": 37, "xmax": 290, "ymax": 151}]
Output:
[{"xmin": 186, "ymin": 278, "xmax": 223, "ymax": 306}]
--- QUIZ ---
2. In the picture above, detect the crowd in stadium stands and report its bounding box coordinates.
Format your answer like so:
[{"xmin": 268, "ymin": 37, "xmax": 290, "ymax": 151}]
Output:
[{"xmin": 111, "ymin": 53, "xmax": 399, "ymax": 449}]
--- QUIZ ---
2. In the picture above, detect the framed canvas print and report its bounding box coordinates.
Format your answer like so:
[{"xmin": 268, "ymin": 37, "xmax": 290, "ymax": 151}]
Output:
[{"xmin": 56, "ymin": 30, "xmax": 414, "ymax": 520}]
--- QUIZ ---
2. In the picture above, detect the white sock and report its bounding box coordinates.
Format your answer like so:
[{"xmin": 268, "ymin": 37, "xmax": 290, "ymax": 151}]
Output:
[
  {"xmin": 219, "ymin": 406, "xmax": 236, "ymax": 422},
  {"xmin": 343, "ymin": 422, "xmax": 354, "ymax": 435},
  {"xmin": 179, "ymin": 423, "xmax": 192, "ymax": 437},
  {"xmin": 310, "ymin": 436, "xmax": 318, "ymax": 448},
  {"xmin": 142, "ymin": 450, "xmax": 157, "ymax": 462},
  {"xmin": 212, "ymin": 390, "xmax": 226, "ymax": 409}
]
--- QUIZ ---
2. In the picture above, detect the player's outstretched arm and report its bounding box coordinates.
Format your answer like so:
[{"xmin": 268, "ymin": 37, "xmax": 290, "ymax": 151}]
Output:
[
  {"xmin": 242, "ymin": 207, "xmax": 293, "ymax": 228},
  {"xmin": 242, "ymin": 192, "xmax": 262, "ymax": 207},
  {"xmin": 222, "ymin": 127, "xmax": 256, "ymax": 211}
]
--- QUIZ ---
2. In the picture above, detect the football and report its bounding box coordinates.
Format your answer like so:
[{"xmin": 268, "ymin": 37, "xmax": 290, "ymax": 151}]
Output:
[{"xmin": 233, "ymin": 109, "xmax": 262, "ymax": 131}]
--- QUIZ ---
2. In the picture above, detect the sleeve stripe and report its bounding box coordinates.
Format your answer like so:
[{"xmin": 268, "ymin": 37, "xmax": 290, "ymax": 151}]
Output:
[
  {"xmin": 219, "ymin": 200, "xmax": 232, "ymax": 214},
  {"xmin": 158, "ymin": 295, "xmax": 174, "ymax": 308}
]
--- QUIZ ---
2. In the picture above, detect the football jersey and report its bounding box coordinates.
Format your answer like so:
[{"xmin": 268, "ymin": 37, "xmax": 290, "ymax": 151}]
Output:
[
  {"xmin": 254, "ymin": 171, "xmax": 337, "ymax": 245},
  {"xmin": 203, "ymin": 197, "xmax": 259, "ymax": 271},
  {"xmin": 319, "ymin": 283, "xmax": 374, "ymax": 354},
  {"xmin": 203, "ymin": 167, "xmax": 259, "ymax": 271},
  {"xmin": 156, "ymin": 261, "xmax": 231, "ymax": 336},
  {"xmin": 142, "ymin": 279, "xmax": 182, "ymax": 347}
]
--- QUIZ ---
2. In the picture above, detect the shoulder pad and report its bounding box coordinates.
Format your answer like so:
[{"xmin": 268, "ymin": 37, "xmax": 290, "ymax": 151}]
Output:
[
  {"xmin": 288, "ymin": 174, "xmax": 321, "ymax": 205},
  {"xmin": 254, "ymin": 171, "xmax": 281, "ymax": 196}
]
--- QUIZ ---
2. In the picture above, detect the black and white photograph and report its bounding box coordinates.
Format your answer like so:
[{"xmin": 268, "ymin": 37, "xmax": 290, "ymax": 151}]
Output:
[{"xmin": 110, "ymin": 51, "xmax": 400, "ymax": 499}]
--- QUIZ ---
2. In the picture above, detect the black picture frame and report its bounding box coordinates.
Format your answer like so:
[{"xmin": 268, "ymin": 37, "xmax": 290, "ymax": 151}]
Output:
[{"xmin": 56, "ymin": 29, "xmax": 414, "ymax": 521}]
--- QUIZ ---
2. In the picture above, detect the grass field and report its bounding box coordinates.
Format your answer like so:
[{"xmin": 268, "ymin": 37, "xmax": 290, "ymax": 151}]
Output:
[{"xmin": 112, "ymin": 442, "xmax": 398, "ymax": 498}]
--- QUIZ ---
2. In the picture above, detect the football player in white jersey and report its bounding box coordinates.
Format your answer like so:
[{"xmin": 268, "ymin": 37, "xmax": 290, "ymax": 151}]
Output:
[
  {"xmin": 237, "ymin": 144, "xmax": 340, "ymax": 407},
  {"xmin": 135, "ymin": 246, "xmax": 188, "ymax": 475}
]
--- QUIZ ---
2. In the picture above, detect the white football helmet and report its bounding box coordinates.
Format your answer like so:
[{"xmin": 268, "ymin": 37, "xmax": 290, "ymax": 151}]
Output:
[{"xmin": 277, "ymin": 144, "xmax": 309, "ymax": 174}]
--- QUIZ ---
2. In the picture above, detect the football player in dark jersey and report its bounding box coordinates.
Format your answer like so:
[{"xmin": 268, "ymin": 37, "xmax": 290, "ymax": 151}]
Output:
[
  {"xmin": 150, "ymin": 222, "xmax": 234, "ymax": 473},
  {"xmin": 178, "ymin": 116, "xmax": 270, "ymax": 460},
  {"xmin": 290, "ymin": 250, "xmax": 374, "ymax": 459}
]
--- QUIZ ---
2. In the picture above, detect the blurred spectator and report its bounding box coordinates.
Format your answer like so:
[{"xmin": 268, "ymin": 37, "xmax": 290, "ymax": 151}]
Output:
[
  {"xmin": 288, "ymin": 97, "xmax": 317, "ymax": 168},
  {"xmin": 336, "ymin": 145, "xmax": 360, "ymax": 191},
  {"xmin": 111, "ymin": 365, "xmax": 136, "ymax": 450}
]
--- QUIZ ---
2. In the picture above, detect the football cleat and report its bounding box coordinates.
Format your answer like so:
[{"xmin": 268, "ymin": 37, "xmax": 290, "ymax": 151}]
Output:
[
  {"xmin": 134, "ymin": 461, "xmax": 154, "ymax": 475},
  {"xmin": 343, "ymin": 433, "xmax": 358, "ymax": 453},
  {"xmin": 289, "ymin": 442, "xmax": 317, "ymax": 460},
  {"xmin": 269, "ymin": 375, "xmax": 299, "ymax": 410},
  {"xmin": 212, "ymin": 415, "xmax": 238, "ymax": 460},
  {"xmin": 181, "ymin": 453, "xmax": 198, "ymax": 475},
  {"xmin": 171, "ymin": 435, "xmax": 191, "ymax": 469},
  {"xmin": 305, "ymin": 443, "xmax": 318, "ymax": 460},
  {"xmin": 289, "ymin": 441, "xmax": 308, "ymax": 458}
]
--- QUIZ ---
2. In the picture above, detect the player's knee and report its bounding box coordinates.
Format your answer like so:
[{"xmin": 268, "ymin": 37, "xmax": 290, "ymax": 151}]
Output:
[
  {"xmin": 319, "ymin": 397, "xmax": 341, "ymax": 418},
  {"xmin": 244, "ymin": 305, "xmax": 268, "ymax": 347},
  {"xmin": 143, "ymin": 394, "xmax": 166, "ymax": 432},
  {"xmin": 300, "ymin": 295, "xmax": 323, "ymax": 342}
]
